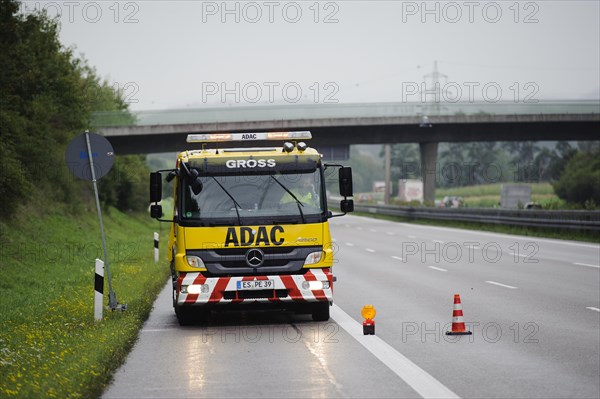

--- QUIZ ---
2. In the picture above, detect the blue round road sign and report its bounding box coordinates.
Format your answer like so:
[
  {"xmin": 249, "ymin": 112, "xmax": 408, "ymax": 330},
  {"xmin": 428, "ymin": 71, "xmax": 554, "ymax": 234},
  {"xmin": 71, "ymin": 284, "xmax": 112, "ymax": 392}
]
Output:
[{"xmin": 65, "ymin": 132, "xmax": 115, "ymax": 180}]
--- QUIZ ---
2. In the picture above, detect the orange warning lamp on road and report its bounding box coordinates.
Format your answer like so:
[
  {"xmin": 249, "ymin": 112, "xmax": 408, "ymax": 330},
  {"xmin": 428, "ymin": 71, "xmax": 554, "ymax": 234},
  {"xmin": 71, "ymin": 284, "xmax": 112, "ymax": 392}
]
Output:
[{"xmin": 362, "ymin": 305, "xmax": 376, "ymax": 335}]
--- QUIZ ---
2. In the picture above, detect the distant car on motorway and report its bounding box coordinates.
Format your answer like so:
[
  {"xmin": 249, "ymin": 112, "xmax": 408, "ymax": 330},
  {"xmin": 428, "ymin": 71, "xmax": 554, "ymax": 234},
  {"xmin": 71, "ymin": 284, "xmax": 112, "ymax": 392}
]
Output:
[
  {"xmin": 440, "ymin": 196, "xmax": 463, "ymax": 208},
  {"xmin": 524, "ymin": 202, "xmax": 542, "ymax": 210}
]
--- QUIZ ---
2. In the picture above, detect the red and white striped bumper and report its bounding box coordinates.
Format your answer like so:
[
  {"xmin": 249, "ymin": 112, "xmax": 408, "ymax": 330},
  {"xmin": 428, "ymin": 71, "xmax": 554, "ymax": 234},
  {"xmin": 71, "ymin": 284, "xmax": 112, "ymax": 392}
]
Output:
[{"xmin": 176, "ymin": 268, "xmax": 333, "ymax": 306}]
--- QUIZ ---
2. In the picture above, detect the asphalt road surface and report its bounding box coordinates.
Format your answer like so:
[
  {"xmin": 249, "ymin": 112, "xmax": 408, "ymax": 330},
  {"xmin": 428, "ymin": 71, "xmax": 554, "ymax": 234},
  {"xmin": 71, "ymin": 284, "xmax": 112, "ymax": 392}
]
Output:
[{"xmin": 104, "ymin": 215, "xmax": 600, "ymax": 399}]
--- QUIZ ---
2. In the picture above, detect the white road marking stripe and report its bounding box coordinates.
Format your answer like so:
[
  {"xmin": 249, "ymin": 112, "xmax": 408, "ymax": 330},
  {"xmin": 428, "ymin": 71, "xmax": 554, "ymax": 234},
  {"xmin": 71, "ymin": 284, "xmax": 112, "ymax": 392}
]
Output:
[
  {"xmin": 573, "ymin": 262, "xmax": 600, "ymax": 269},
  {"xmin": 392, "ymin": 256, "xmax": 404, "ymax": 261},
  {"xmin": 387, "ymin": 232, "xmax": 395, "ymax": 235},
  {"xmin": 366, "ymin": 248, "xmax": 376, "ymax": 253},
  {"xmin": 408, "ymin": 235, "xmax": 417, "ymax": 239},
  {"xmin": 345, "ymin": 242, "xmax": 355, "ymax": 247},
  {"xmin": 485, "ymin": 281, "xmax": 518, "ymax": 289},
  {"xmin": 370, "ymin": 229, "xmax": 378, "ymax": 232},
  {"xmin": 433, "ymin": 240, "xmax": 445, "ymax": 244},
  {"xmin": 331, "ymin": 305, "xmax": 460, "ymax": 399},
  {"xmin": 428, "ymin": 266, "xmax": 447, "ymax": 272},
  {"xmin": 586, "ymin": 307, "xmax": 600, "ymax": 312}
]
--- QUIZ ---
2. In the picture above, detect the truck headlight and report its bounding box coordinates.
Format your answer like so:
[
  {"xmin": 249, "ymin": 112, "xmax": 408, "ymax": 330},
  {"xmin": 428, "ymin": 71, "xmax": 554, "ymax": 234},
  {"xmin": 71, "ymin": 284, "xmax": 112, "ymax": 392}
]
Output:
[
  {"xmin": 181, "ymin": 284, "xmax": 209, "ymax": 294},
  {"xmin": 304, "ymin": 251, "xmax": 322, "ymax": 265},
  {"xmin": 301, "ymin": 280, "xmax": 329, "ymax": 291},
  {"xmin": 186, "ymin": 256, "xmax": 205, "ymax": 268}
]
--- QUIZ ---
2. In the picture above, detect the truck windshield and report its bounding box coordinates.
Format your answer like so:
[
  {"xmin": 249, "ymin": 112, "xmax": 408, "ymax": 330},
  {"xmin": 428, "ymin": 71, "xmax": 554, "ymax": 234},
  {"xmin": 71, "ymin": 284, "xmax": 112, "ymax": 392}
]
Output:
[{"xmin": 181, "ymin": 169, "xmax": 324, "ymax": 224}]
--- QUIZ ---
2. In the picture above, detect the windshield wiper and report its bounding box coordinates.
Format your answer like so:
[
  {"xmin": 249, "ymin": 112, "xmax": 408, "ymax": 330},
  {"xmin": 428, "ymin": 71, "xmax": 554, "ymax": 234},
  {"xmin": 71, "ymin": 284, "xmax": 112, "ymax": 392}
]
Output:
[
  {"xmin": 210, "ymin": 177, "xmax": 242, "ymax": 225},
  {"xmin": 270, "ymin": 176, "xmax": 306, "ymax": 224}
]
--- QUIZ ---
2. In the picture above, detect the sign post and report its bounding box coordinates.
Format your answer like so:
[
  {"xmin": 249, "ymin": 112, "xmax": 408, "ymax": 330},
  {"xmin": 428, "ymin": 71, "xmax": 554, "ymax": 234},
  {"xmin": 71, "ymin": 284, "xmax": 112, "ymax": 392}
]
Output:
[{"xmin": 66, "ymin": 130, "xmax": 126, "ymax": 315}]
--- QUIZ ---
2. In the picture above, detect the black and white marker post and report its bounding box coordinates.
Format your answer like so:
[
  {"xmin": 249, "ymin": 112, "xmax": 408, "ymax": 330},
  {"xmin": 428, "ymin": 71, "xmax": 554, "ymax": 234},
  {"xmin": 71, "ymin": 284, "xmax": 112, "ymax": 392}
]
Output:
[
  {"xmin": 94, "ymin": 259, "xmax": 104, "ymax": 321},
  {"xmin": 154, "ymin": 232, "xmax": 159, "ymax": 263},
  {"xmin": 66, "ymin": 130, "xmax": 127, "ymax": 320}
]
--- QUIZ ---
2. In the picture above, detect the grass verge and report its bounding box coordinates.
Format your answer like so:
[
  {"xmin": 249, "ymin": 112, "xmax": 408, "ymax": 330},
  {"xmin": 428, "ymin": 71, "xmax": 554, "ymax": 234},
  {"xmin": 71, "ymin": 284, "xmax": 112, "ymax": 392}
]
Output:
[
  {"xmin": 0, "ymin": 204, "xmax": 169, "ymax": 398},
  {"xmin": 351, "ymin": 211, "xmax": 600, "ymax": 243}
]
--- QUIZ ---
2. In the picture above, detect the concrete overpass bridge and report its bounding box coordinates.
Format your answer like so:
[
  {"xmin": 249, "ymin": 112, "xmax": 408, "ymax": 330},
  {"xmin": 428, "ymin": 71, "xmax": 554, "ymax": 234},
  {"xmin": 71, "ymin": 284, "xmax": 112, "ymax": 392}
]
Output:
[{"xmin": 94, "ymin": 100, "xmax": 599, "ymax": 201}]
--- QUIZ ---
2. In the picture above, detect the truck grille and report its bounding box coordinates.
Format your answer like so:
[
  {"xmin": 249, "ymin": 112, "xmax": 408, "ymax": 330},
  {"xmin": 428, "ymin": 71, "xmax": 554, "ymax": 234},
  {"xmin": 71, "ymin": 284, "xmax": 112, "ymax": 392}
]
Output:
[{"xmin": 187, "ymin": 246, "xmax": 322, "ymax": 276}]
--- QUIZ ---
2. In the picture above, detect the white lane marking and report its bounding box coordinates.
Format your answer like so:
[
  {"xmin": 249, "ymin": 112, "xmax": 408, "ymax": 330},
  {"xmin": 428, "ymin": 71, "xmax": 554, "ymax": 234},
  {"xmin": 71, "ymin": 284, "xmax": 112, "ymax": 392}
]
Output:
[
  {"xmin": 370, "ymin": 229, "xmax": 378, "ymax": 233},
  {"xmin": 387, "ymin": 232, "xmax": 395, "ymax": 236},
  {"xmin": 432, "ymin": 240, "xmax": 445, "ymax": 244},
  {"xmin": 366, "ymin": 248, "xmax": 376, "ymax": 253},
  {"xmin": 408, "ymin": 235, "xmax": 417, "ymax": 239},
  {"xmin": 586, "ymin": 307, "xmax": 600, "ymax": 312},
  {"xmin": 356, "ymin": 227, "xmax": 363, "ymax": 230},
  {"xmin": 428, "ymin": 266, "xmax": 447, "ymax": 272},
  {"xmin": 331, "ymin": 305, "xmax": 459, "ymax": 399},
  {"xmin": 332, "ymin": 238, "xmax": 338, "ymax": 242},
  {"xmin": 485, "ymin": 281, "xmax": 518, "ymax": 289},
  {"xmin": 345, "ymin": 242, "xmax": 355, "ymax": 247},
  {"xmin": 392, "ymin": 256, "xmax": 404, "ymax": 261},
  {"xmin": 573, "ymin": 262, "xmax": 600, "ymax": 269}
]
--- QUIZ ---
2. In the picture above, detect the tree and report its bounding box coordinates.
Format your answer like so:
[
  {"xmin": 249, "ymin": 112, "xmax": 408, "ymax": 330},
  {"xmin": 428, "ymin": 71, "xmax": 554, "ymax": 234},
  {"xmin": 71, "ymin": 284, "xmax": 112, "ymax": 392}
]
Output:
[
  {"xmin": 0, "ymin": 0, "xmax": 144, "ymax": 217},
  {"xmin": 553, "ymin": 149, "xmax": 600, "ymax": 207}
]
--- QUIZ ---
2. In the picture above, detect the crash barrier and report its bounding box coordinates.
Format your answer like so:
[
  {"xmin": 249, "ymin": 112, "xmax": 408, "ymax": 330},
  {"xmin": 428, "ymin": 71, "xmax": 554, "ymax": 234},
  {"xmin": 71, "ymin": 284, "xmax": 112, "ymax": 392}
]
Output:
[{"xmin": 329, "ymin": 201, "xmax": 600, "ymax": 231}]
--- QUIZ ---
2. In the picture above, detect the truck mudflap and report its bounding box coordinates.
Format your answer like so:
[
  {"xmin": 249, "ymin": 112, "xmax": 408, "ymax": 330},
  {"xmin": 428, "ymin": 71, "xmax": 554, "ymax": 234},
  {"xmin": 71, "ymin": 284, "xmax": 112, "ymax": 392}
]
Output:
[{"xmin": 176, "ymin": 268, "xmax": 333, "ymax": 306}]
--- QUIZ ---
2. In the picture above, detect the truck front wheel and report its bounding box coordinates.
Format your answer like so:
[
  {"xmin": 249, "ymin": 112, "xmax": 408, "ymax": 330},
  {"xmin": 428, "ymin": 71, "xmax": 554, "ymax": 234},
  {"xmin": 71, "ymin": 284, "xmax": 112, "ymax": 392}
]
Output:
[
  {"xmin": 312, "ymin": 302, "xmax": 330, "ymax": 321},
  {"xmin": 175, "ymin": 305, "xmax": 209, "ymax": 326}
]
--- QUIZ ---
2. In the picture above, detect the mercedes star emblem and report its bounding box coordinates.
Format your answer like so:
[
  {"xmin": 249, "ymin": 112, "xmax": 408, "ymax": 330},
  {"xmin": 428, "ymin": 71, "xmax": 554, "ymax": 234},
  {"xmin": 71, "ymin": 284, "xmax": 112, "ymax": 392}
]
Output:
[{"xmin": 245, "ymin": 249, "xmax": 264, "ymax": 267}]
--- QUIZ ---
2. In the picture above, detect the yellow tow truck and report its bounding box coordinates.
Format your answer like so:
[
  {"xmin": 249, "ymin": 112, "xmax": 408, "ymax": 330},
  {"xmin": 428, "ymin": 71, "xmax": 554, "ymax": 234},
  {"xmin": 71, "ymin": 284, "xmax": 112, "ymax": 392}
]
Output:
[{"xmin": 149, "ymin": 131, "xmax": 354, "ymax": 325}]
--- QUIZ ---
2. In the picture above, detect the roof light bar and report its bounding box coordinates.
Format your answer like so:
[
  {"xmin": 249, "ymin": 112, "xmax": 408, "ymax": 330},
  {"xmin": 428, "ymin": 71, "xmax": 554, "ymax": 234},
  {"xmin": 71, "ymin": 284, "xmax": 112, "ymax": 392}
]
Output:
[{"xmin": 187, "ymin": 131, "xmax": 312, "ymax": 143}]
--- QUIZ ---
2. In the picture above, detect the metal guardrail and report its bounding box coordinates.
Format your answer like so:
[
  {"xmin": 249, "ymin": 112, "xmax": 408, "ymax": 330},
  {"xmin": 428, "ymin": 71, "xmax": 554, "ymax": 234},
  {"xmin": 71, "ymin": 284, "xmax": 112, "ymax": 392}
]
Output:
[{"xmin": 328, "ymin": 201, "xmax": 600, "ymax": 231}]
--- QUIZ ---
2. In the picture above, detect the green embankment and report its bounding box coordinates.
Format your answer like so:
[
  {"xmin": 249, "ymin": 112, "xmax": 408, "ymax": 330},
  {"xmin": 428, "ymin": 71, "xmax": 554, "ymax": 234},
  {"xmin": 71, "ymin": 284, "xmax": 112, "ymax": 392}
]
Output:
[
  {"xmin": 0, "ymin": 205, "xmax": 169, "ymax": 398},
  {"xmin": 436, "ymin": 183, "xmax": 559, "ymax": 208}
]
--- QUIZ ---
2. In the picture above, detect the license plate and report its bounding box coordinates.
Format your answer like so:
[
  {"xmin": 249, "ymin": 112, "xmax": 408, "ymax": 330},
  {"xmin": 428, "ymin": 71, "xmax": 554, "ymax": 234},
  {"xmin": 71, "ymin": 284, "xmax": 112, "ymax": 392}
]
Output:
[{"xmin": 237, "ymin": 280, "xmax": 274, "ymax": 290}]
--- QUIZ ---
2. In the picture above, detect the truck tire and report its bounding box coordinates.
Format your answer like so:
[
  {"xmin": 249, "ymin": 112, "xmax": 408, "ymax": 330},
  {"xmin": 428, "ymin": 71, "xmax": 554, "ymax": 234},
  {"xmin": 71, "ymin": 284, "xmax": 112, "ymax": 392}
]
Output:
[
  {"xmin": 175, "ymin": 306, "xmax": 209, "ymax": 326},
  {"xmin": 312, "ymin": 302, "xmax": 330, "ymax": 322}
]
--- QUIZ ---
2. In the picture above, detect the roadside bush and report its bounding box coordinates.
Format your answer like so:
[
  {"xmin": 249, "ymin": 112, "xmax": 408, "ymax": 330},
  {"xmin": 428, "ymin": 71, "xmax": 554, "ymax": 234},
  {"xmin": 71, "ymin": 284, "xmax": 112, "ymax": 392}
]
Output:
[{"xmin": 553, "ymin": 150, "xmax": 600, "ymax": 206}]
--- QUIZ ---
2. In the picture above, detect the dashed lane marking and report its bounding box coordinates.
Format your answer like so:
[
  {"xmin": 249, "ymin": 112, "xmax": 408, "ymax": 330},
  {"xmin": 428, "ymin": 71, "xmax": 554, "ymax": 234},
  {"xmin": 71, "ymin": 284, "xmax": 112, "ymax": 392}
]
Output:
[{"xmin": 485, "ymin": 281, "xmax": 517, "ymax": 289}]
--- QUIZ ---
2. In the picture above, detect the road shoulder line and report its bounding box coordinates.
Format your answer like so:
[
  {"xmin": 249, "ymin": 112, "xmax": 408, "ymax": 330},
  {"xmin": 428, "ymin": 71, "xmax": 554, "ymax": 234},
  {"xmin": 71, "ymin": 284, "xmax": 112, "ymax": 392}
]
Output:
[{"xmin": 331, "ymin": 304, "xmax": 460, "ymax": 399}]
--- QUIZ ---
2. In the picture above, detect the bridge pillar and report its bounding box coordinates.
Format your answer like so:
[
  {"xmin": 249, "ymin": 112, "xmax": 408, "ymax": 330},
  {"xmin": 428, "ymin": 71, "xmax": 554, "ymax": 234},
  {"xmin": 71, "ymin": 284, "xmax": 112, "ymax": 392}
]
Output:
[{"xmin": 419, "ymin": 142, "xmax": 438, "ymax": 204}]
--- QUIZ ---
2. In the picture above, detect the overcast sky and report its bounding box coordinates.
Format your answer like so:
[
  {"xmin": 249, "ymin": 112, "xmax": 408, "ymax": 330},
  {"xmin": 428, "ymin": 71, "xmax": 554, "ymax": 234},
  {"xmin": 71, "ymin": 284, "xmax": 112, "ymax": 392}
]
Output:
[{"xmin": 22, "ymin": 0, "xmax": 600, "ymax": 110}]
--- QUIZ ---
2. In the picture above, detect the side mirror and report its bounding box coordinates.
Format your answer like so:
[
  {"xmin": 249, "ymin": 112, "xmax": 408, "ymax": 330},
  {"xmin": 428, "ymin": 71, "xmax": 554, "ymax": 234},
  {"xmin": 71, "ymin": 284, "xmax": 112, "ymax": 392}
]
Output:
[
  {"xmin": 339, "ymin": 167, "xmax": 353, "ymax": 197},
  {"xmin": 191, "ymin": 178, "xmax": 203, "ymax": 195},
  {"xmin": 150, "ymin": 204, "xmax": 163, "ymax": 219},
  {"xmin": 340, "ymin": 199, "xmax": 354, "ymax": 213},
  {"xmin": 150, "ymin": 172, "xmax": 162, "ymax": 203}
]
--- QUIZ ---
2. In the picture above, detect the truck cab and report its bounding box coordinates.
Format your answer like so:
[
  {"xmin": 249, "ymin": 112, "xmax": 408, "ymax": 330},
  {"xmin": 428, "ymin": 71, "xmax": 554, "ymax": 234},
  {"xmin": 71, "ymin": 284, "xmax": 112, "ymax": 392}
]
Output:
[{"xmin": 149, "ymin": 131, "xmax": 353, "ymax": 325}]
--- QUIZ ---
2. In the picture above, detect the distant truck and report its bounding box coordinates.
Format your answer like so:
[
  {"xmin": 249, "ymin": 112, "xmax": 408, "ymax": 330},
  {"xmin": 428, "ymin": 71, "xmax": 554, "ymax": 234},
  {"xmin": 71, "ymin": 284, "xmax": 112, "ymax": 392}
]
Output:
[
  {"xmin": 398, "ymin": 179, "xmax": 423, "ymax": 203},
  {"xmin": 149, "ymin": 131, "xmax": 354, "ymax": 325},
  {"xmin": 500, "ymin": 184, "xmax": 532, "ymax": 209}
]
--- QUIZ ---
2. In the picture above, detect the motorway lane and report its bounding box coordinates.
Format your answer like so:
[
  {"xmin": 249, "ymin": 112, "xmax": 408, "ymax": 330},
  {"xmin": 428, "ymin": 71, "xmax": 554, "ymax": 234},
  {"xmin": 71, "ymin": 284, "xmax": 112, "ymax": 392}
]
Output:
[
  {"xmin": 331, "ymin": 215, "xmax": 600, "ymax": 398},
  {"xmin": 103, "ymin": 282, "xmax": 421, "ymax": 399},
  {"xmin": 104, "ymin": 215, "xmax": 599, "ymax": 398}
]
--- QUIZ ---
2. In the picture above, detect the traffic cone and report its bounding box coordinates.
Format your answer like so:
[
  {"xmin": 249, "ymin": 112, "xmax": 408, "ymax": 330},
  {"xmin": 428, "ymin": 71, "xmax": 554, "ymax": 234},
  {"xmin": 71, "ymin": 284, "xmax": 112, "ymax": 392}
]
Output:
[{"xmin": 446, "ymin": 294, "xmax": 472, "ymax": 335}]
